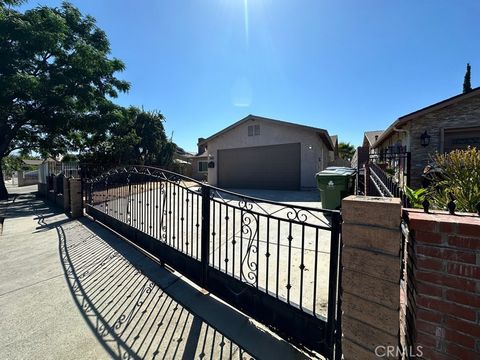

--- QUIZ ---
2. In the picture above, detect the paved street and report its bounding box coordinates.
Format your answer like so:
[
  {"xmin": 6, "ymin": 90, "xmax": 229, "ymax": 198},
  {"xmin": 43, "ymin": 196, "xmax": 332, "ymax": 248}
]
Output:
[{"xmin": 0, "ymin": 186, "xmax": 312, "ymax": 360}]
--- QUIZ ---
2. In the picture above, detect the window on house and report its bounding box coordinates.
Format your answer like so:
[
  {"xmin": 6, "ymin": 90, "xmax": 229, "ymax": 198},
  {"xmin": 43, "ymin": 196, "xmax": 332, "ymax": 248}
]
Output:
[
  {"xmin": 248, "ymin": 124, "xmax": 260, "ymax": 136},
  {"xmin": 198, "ymin": 161, "xmax": 208, "ymax": 173},
  {"xmin": 443, "ymin": 127, "xmax": 480, "ymax": 153}
]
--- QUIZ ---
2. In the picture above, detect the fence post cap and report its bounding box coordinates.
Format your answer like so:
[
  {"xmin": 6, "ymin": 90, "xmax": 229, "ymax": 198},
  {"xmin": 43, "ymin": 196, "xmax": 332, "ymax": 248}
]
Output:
[
  {"xmin": 343, "ymin": 195, "xmax": 401, "ymax": 205},
  {"xmin": 342, "ymin": 195, "xmax": 402, "ymax": 228}
]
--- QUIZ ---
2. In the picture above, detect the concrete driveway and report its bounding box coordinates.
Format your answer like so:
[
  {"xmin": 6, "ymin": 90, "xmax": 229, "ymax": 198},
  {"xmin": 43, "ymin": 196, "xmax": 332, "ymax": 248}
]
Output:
[{"xmin": 224, "ymin": 189, "xmax": 321, "ymax": 208}]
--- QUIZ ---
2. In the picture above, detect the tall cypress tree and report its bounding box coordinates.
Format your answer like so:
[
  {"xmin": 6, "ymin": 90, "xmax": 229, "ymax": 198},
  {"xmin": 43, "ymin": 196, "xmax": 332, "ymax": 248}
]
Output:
[{"xmin": 463, "ymin": 63, "xmax": 472, "ymax": 93}]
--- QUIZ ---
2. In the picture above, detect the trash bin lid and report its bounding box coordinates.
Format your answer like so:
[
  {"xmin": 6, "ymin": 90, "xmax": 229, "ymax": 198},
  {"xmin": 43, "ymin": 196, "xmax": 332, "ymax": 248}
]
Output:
[{"xmin": 316, "ymin": 167, "xmax": 356, "ymax": 177}]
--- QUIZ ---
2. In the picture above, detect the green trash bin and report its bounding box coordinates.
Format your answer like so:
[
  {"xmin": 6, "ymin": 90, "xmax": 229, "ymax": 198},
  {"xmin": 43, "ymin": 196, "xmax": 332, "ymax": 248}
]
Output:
[{"xmin": 316, "ymin": 167, "xmax": 356, "ymax": 210}]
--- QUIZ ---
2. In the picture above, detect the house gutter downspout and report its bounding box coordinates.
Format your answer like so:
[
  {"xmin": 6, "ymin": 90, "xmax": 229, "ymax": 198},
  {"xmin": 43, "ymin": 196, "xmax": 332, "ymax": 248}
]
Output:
[{"xmin": 393, "ymin": 127, "xmax": 410, "ymax": 152}]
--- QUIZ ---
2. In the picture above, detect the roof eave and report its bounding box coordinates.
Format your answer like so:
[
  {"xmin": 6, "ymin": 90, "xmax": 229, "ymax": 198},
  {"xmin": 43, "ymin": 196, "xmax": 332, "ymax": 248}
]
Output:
[
  {"xmin": 373, "ymin": 87, "xmax": 480, "ymax": 148},
  {"xmin": 199, "ymin": 114, "xmax": 332, "ymax": 148}
]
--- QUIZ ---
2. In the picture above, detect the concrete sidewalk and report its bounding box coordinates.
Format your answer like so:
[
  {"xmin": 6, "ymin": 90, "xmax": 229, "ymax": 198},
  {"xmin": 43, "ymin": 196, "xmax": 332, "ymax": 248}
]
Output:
[{"xmin": 0, "ymin": 191, "xmax": 314, "ymax": 360}]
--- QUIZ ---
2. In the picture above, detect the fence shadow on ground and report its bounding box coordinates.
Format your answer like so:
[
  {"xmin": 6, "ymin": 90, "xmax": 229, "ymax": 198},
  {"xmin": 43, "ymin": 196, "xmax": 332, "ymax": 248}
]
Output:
[
  {"xmin": 52, "ymin": 217, "xmax": 255, "ymax": 360},
  {"xmin": 5, "ymin": 194, "xmax": 254, "ymax": 360}
]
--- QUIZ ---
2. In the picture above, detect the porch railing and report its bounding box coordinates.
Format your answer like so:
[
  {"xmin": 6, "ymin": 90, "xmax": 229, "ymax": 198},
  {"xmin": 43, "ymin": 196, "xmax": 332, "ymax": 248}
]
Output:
[{"xmin": 359, "ymin": 150, "xmax": 411, "ymax": 207}]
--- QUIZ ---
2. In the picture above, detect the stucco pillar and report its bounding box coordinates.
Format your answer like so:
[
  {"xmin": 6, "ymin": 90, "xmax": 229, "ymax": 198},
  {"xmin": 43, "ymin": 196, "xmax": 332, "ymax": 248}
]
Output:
[
  {"xmin": 69, "ymin": 178, "xmax": 83, "ymax": 218},
  {"xmin": 63, "ymin": 177, "xmax": 70, "ymax": 212},
  {"xmin": 341, "ymin": 195, "xmax": 402, "ymax": 359}
]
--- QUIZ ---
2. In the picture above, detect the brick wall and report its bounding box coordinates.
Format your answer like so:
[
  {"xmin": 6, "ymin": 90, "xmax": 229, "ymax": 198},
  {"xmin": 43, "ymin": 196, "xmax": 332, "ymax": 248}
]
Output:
[{"xmin": 404, "ymin": 210, "xmax": 480, "ymax": 360}]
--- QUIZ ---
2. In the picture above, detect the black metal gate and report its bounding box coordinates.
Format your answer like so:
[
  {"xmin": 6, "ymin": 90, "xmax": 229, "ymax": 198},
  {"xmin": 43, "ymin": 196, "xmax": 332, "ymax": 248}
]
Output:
[{"xmin": 83, "ymin": 166, "xmax": 342, "ymax": 359}]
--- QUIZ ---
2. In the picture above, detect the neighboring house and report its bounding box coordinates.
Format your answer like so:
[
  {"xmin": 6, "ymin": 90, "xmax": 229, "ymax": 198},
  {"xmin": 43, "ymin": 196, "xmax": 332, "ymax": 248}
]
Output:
[
  {"xmin": 172, "ymin": 147, "xmax": 194, "ymax": 178},
  {"xmin": 351, "ymin": 130, "xmax": 383, "ymax": 168},
  {"xmin": 171, "ymin": 143, "xmax": 209, "ymax": 181},
  {"xmin": 362, "ymin": 130, "xmax": 384, "ymax": 152},
  {"xmin": 328, "ymin": 135, "xmax": 351, "ymax": 167},
  {"xmin": 22, "ymin": 159, "xmax": 44, "ymax": 167},
  {"xmin": 189, "ymin": 139, "xmax": 208, "ymax": 181},
  {"xmin": 329, "ymin": 135, "xmax": 339, "ymax": 163},
  {"xmin": 198, "ymin": 114, "xmax": 334, "ymax": 190},
  {"xmin": 372, "ymin": 88, "xmax": 480, "ymax": 187}
]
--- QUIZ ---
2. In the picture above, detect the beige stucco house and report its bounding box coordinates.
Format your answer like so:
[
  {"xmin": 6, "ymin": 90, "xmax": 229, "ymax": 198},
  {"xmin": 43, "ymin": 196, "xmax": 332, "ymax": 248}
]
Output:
[
  {"xmin": 189, "ymin": 149, "xmax": 208, "ymax": 181},
  {"xmin": 372, "ymin": 88, "xmax": 480, "ymax": 187},
  {"xmin": 198, "ymin": 115, "xmax": 334, "ymax": 190}
]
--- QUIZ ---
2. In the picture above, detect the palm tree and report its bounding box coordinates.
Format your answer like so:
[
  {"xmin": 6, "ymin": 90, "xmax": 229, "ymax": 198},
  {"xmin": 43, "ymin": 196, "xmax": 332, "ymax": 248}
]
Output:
[{"xmin": 338, "ymin": 142, "xmax": 355, "ymax": 161}]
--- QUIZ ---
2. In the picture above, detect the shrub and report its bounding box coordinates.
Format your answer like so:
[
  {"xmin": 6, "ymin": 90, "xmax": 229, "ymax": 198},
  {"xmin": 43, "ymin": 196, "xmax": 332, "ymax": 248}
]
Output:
[
  {"xmin": 404, "ymin": 186, "xmax": 426, "ymax": 209},
  {"xmin": 427, "ymin": 147, "xmax": 480, "ymax": 213},
  {"xmin": 385, "ymin": 167, "xmax": 395, "ymax": 177}
]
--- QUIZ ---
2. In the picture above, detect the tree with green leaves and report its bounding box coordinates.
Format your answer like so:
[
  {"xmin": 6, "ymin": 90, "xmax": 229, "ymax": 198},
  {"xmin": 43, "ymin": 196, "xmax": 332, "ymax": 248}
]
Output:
[
  {"xmin": 463, "ymin": 63, "xmax": 472, "ymax": 93},
  {"xmin": 80, "ymin": 107, "xmax": 175, "ymax": 168},
  {"xmin": 338, "ymin": 142, "xmax": 355, "ymax": 161},
  {"xmin": 0, "ymin": 1, "xmax": 129, "ymax": 199},
  {"xmin": 1, "ymin": 155, "xmax": 24, "ymax": 177}
]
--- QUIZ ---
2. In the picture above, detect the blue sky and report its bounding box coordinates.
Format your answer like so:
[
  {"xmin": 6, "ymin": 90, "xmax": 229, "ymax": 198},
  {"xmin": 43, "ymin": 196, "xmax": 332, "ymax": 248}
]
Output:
[{"xmin": 20, "ymin": 0, "xmax": 480, "ymax": 151}]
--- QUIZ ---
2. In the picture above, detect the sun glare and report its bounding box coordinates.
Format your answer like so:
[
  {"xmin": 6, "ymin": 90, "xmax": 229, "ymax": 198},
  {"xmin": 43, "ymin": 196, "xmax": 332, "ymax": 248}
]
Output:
[{"xmin": 244, "ymin": 0, "xmax": 249, "ymax": 47}]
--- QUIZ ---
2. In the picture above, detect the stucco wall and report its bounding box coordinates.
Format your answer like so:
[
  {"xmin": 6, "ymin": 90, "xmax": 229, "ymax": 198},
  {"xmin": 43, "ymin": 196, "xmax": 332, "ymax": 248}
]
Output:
[
  {"xmin": 377, "ymin": 94, "xmax": 480, "ymax": 188},
  {"xmin": 205, "ymin": 118, "xmax": 330, "ymax": 189},
  {"xmin": 190, "ymin": 157, "xmax": 208, "ymax": 181}
]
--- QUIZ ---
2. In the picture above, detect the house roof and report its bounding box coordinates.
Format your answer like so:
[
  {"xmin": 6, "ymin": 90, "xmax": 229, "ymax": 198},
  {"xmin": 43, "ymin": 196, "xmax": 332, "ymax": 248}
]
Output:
[
  {"xmin": 199, "ymin": 114, "xmax": 334, "ymax": 151},
  {"xmin": 22, "ymin": 159, "xmax": 43, "ymax": 166},
  {"xmin": 373, "ymin": 87, "xmax": 480, "ymax": 147},
  {"xmin": 190, "ymin": 150, "xmax": 208, "ymax": 159},
  {"xmin": 364, "ymin": 130, "xmax": 384, "ymax": 146},
  {"xmin": 42, "ymin": 157, "xmax": 56, "ymax": 164},
  {"xmin": 330, "ymin": 135, "xmax": 338, "ymax": 147}
]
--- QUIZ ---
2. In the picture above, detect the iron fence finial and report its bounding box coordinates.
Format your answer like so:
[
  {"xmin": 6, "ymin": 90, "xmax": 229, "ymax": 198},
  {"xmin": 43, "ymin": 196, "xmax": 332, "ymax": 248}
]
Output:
[
  {"xmin": 447, "ymin": 192, "xmax": 456, "ymax": 215},
  {"xmin": 422, "ymin": 198, "xmax": 430, "ymax": 213}
]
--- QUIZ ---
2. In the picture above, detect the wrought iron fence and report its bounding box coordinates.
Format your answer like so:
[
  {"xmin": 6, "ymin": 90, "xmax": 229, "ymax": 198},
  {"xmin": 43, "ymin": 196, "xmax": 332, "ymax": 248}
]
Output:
[
  {"xmin": 360, "ymin": 150, "xmax": 411, "ymax": 207},
  {"xmin": 400, "ymin": 219, "xmax": 417, "ymax": 355},
  {"xmin": 39, "ymin": 161, "xmax": 82, "ymax": 183},
  {"xmin": 368, "ymin": 162, "xmax": 411, "ymax": 207},
  {"xmin": 368, "ymin": 149, "xmax": 410, "ymax": 187},
  {"xmin": 83, "ymin": 165, "xmax": 342, "ymax": 359}
]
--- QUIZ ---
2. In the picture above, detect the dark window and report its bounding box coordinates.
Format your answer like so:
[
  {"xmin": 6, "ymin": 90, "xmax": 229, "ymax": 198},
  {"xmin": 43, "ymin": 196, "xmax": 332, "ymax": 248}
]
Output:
[
  {"xmin": 198, "ymin": 161, "xmax": 208, "ymax": 172},
  {"xmin": 443, "ymin": 127, "xmax": 480, "ymax": 153},
  {"xmin": 248, "ymin": 124, "xmax": 260, "ymax": 136}
]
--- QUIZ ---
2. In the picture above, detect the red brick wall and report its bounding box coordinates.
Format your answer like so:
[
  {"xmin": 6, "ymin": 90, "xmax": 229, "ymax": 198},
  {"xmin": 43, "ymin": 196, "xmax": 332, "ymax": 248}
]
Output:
[{"xmin": 404, "ymin": 210, "xmax": 480, "ymax": 360}]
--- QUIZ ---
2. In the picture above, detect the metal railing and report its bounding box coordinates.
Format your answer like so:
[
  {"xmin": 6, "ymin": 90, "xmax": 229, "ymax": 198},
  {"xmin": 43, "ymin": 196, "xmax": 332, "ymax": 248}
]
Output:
[
  {"xmin": 84, "ymin": 165, "xmax": 342, "ymax": 358},
  {"xmin": 368, "ymin": 162, "xmax": 411, "ymax": 207},
  {"xmin": 360, "ymin": 151, "xmax": 411, "ymax": 207},
  {"xmin": 39, "ymin": 161, "xmax": 81, "ymax": 183},
  {"xmin": 369, "ymin": 149, "xmax": 411, "ymax": 187},
  {"xmin": 400, "ymin": 219, "xmax": 416, "ymax": 356}
]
